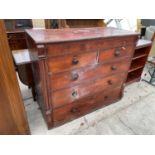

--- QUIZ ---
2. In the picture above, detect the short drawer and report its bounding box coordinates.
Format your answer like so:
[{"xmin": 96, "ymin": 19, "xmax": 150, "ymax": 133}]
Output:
[
  {"xmin": 50, "ymin": 58, "xmax": 130, "ymax": 91},
  {"xmin": 99, "ymin": 45, "xmax": 134, "ymax": 63},
  {"xmin": 47, "ymin": 51, "xmax": 97, "ymax": 73},
  {"xmin": 51, "ymin": 73, "xmax": 126, "ymax": 108},
  {"xmin": 53, "ymin": 86, "xmax": 122, "ymax": 126}
]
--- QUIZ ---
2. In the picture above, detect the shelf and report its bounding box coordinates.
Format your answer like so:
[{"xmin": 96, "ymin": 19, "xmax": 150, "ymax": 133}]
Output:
[
  {"xmin": 133, "ymin": 45, "xmax": 150, "ymax": 60},
  {"xmin": 129, "ymin": 65, "xmax": 144, "ymax": 72},
  {"xmin": 126, "ymin": 68, "xmax": 143, "ymax": 85},
  {"xmin": 132, "ymin": 53, "xmax": 147, "ymax": 60},
  {"xmin": 129, "ymin": 56, "xmax": 147, "ymax": 72},
  {"xmin": 136, "ymin": 39, "xmax": 152, "ymax": 49},
  {"xmin": 126, "ymin": 39, "xmax": 151, "ymax": 85}
]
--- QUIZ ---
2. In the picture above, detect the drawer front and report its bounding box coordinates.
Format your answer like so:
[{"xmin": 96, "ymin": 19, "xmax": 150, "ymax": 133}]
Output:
[
  {"xmin": 47, "ymin": 36, "xmax": 136, "ymax": 57},
  {"xmin": 99, "ymin": 45, "xmax": 134, "ymax": 63},
  {"xmin": 52, "ymin": 73, "xmax": 126, "ymax": 108},
  {"xmin": 47, "ymin": 51, "xmax": 97, "ymax": 73},
  {"xmin": 53, "ymin": 86, "xmax": 122, "ymax": 126},
  {"xmin": 50, "ymin": 57, "xmax": 130, "ymax": 91},
  {"xmin": 7, "ymin": 32, "xmax": 25, "ymax": 40}
]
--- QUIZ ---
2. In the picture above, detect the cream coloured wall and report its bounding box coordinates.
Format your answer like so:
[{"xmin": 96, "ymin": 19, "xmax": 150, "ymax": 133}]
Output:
[
  {"xmin": 149, "ymin": 40, "xmax": 155, "ymax": 56},
  {"xmin": 32, "ymin": 19, "xmax": 45, "ymax": 28}
]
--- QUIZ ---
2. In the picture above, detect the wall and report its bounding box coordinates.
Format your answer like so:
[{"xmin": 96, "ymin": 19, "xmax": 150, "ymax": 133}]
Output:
[
  {"xmin": 150, "ymin": 40, "xmax": 155, "ymax": 56},
  {"xmin": 32, "ymin": 19, "xmax": 45, "ymax": 28}
]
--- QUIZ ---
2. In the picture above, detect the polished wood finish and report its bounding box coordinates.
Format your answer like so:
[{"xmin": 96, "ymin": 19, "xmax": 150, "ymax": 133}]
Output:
[
  {"xmin": 50, "ymin": 58, "xmax": 130, "ymax": 91},
  {"xmin": 26, "ymin": 27, "xmax": 138, "ymax": 44},
  {"xmin": 126, "ymin": 39, "xmax": 152, "ymax": 85},
  {"xmin": 46, "ymin": 36, "xmax": 136, "ymax": 57},
  {"xmin": 47, "ymin": 51, "xmax": 97, "ymax": 73},
  {"xmin": 26, "ymin": 27, "xmax": 138, "ymax": 128},
  {"xmin": 0, "ymin": 20, "xmax": 30, "ymax": 134},
  {"xmin": 53, "ymin": 86, "xmax": 122, "ymax": 126},
  {"xmin": 99, "ymin": 45, "xmax": 134, "ymax": 62},
  {"xmin": 52, "ymin": 73, "xmax": 126, "ymax": 109}
]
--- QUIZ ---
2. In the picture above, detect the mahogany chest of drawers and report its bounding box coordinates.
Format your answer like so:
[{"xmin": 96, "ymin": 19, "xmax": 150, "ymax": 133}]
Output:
[{"xmin": 26, "ymin": 27, "xmax": 139, "ymax": 128}]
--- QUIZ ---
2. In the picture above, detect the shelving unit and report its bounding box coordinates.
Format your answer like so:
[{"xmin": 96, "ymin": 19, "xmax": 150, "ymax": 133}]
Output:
[
  {"xmin": 126, "ymin": 68, "xmax": 144, "ymax": 85},
  {"xmin": 129, "ymin": 56, "xmax": 147, "ymax": 72},
  {"xmin": 126, "ymin": 39, "xmax": 152, "ymax": 85},
  {"xmin": 132, "ymin": 48, "xmax": 148, "ymax": 60}
]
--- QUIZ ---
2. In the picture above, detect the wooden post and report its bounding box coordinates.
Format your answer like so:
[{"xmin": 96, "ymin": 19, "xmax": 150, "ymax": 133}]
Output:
[{"xmin": 0, "ymin": 20, "xmax": 30, "ymax": 135}]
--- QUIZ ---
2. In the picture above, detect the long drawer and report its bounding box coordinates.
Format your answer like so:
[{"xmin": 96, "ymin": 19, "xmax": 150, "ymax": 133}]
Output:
[
  {"xmin": 50, "ymin": 57, "xmax": 130, "ymax": 91},
  {"xmin": 53, "ymin": 86, "xmax": 122, "ymax": 126},
  {"xmin": 47, "ymin": 51, "xmax": 97, "ymax": 73},
  {"xmin": 51, "ymin": 73, "xmax": 126, "ymax": 108}
]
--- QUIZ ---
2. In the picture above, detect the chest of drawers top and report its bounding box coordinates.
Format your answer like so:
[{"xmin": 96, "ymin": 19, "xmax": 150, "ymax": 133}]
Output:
[
  {"xmin": 26, "ymin": 27, "xmax": 139, "ymax": 60},
  {"xmin": 26, "ymin": 27, "xmax": 139, "ymax": 44}
]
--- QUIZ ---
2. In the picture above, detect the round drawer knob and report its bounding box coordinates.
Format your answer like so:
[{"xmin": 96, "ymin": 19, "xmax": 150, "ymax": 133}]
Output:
[
  {"xmin": 107, "ymin": 80, "xmax": 113, "ymax": 85},
  {"xmin": 72, "ymin": 56, "xmax": 79, "ymax": 65},
  {"xmin": 8, "ymin": 36, "xmax": 12, "ymax": 39},
  {"xmin": 72, "ymin": 90, "xmax": 78, "ymax": 98},
  {"xmin": 71, "ymin": 107, "xmax": 79, "ymax": 113},
  {"xmin": 104, "ymin": 96, "xmax": 108, "ymax": 99},
  {"xmin": 111, "ymin": 66, "xmax": 117, "ymax": 71},
  {"xmin": 114, "ymin": 51, "xmax": 120, "ymax": 56},
  {"xmin": 71, "ymin": 73, "xmax": 79, "ymax": 81}
]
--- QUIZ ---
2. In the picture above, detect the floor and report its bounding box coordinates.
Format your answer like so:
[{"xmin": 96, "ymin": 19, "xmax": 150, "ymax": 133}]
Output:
[{"xmin": 19, "ymin": 66, "xmax": 155, "ymax": 135}]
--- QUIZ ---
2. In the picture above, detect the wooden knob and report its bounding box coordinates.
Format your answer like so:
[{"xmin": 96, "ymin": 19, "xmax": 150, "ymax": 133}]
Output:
[
  {"xmin": 104, "ymin": 96, "xmax": 108, "ymax": 99},
  {"xmin": 114, "ymin": 50, "xmax": 120, "ymax": 56},
  {"xmin": 71, "ymin": 73, "xmax": 79, "ymax": 81},
  {"xmin": 72, "ymin": 90, "xmax": 78, "ymax": 98},
  {"xmin": 111, "ymin": 66, "xmax": 117, "ymax": 71},
  {"xmin": 8, "ymin": 35, "xmax": 12, "ymax": 39},
  {"xmin": 71, "ymin": 107, "xmax": 79, "ymax": 113},
  {"xmin": 107, "ymin": 80, "xmax": 113, "ymax": 85},
  {"xmin": 72, "ymin": 56, "xmax": 79, "ymax": 65}
]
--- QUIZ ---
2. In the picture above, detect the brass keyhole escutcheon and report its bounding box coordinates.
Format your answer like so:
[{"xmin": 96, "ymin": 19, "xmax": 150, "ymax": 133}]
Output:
[
  {"xmin": 108, "ymin": 80, "xmax": 113, "ymax": 85},
  {"xmin": 71, "ymin": 73, "xmax": 79, "ymax": 81},
  {"xmin": 72, "ymin": 90, "xmax": 78, "ymax": 98}
]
